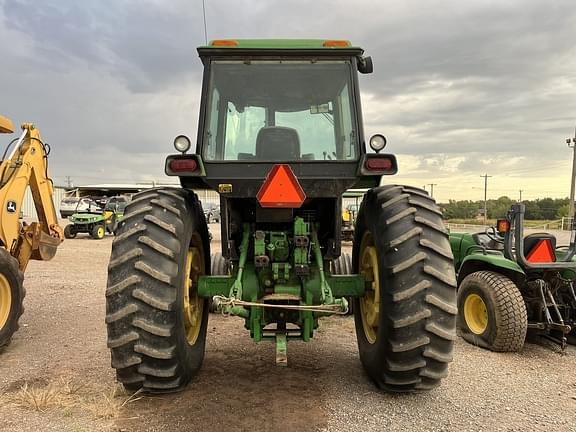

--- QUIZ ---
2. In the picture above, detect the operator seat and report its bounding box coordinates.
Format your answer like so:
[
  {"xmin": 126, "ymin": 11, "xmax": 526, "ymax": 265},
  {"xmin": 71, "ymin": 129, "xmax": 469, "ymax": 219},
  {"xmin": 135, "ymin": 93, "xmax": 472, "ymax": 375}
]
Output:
[{"xmin": 255, "ymin": 126, "xmax": 300, "ymax": 160}]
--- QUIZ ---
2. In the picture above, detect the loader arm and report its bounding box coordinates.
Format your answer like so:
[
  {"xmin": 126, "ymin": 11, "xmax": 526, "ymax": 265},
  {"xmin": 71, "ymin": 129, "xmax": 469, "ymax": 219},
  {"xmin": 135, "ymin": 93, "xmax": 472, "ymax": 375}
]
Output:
[{"xmin": 0, "ymin": 122, "xmax": 63, "ymax": 271}]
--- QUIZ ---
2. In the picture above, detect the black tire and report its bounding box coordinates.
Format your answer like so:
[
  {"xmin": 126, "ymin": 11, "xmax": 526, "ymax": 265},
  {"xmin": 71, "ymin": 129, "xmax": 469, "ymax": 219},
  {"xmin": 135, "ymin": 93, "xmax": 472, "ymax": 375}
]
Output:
[
  {"xmin": 209, "ymin": 253, "xmax": 228, "ymax": 312},
  {"xmin": 91, "ymin": 224, "xmax": 106, "ymax": 240},
  {"xmin": 331, "ymin": 253, "xmax": 353, "ymax": 315},
  {"xmin": 353, "ymin": 185, "xmax": 457, "ymax": 392},
  {"xmin": 0, "ymin": 248, "xmax": 25, "ymax": 350},
  {"xmin": 106, "ymin": 188, "xmax": 211, "ymax": 393},
  {"xmin": 458, "ymin": 271, "xmax": 527, "ymax": 352},
  {"xmin": 211, "ymin": 252, "xmax": 228, "ymax": 276},
  {"xmin": 64, "ymin": 224, "xmax": 77, "ymax": 239},
  {"xmin": 331, "ymin": 253, "xmax": 352, "ymax": 275}
]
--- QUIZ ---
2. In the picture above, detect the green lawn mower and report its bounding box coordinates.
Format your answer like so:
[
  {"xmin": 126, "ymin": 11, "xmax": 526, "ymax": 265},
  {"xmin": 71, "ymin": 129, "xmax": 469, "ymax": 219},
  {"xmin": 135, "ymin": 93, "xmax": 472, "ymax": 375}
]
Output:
[{"xmin": 449, "ymin": 203, "xmax": 576, "ymax": 351}]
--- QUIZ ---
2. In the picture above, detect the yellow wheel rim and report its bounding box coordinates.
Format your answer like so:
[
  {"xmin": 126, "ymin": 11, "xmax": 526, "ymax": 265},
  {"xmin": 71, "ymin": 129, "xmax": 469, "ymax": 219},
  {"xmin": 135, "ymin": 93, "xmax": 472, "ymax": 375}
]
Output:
[
  {"xmin": 0, "ymin": 274, "xmax": 12, "ymax": 329},
  {"xmin": 464, "ymin": 293, "xmax": 488, "ymax": 335},
  {"xmin": 183, "ymin": 244, "xmax": 204, "ymax": 345},
  {"xmin": 359, "ymin": 232, "xmax": 379, "ymax": 344},
  {"xmin": 97, "ymin": 227, "xmax": 105, "ymax": 238}
]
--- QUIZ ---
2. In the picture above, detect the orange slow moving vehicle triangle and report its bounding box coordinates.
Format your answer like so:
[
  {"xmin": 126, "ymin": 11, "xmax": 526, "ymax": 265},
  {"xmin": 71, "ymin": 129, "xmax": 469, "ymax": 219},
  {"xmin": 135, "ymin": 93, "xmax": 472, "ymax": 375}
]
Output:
[
  {"xmin": 257, "ymin": 164, "xmax": 306, "ymax": 208},
  {"xmin": 526, "ymin": 239, "xmax": 556, "ymax": 263}
]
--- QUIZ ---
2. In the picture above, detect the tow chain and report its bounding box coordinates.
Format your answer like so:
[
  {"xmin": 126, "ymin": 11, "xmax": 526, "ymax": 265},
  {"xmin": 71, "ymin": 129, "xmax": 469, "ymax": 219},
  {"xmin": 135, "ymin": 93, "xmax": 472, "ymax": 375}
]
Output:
[{"xmin": 212, "ymin": 295, "xmax": 349, "ymax": 315}]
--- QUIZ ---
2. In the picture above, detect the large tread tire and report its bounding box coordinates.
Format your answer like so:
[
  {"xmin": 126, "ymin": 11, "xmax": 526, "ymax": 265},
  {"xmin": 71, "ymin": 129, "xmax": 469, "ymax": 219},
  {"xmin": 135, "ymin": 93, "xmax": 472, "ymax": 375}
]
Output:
[
  {"xmin": 331, "ymin": 253, "xmax": 352, "ymax": 276},
  {"xmin": 64, "ymin": 224, "xmax": 77, "ymax": 239},
  {"xmin": 353, "ymin": 185, "xmax": 457, "ymax": 392},
  {"xmin": 210, "ymin": 252, "xmax": 228, "ymax": 276},
  {"xmin": 106, "ymin": 188, "xmax": 211, "ymax": 393},
  {"xmin": 209, "ymin": 253, "xmax": 228, "ymax": 313},
  {"xmin": 0, "ymin": 249, "xmax": 25, "ymax": 351},
  {"xmin": 331, "ymin": 254, "xmax": 353, "ymax": 315},
  {"xmin": 458, "ymin": 270, "xmax": 527, "ymax": 352}
]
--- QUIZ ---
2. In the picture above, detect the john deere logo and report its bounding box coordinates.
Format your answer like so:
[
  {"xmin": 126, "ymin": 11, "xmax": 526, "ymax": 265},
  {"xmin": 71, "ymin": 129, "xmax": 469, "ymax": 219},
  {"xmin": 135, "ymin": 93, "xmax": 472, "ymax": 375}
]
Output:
[{"xmin": 6, "ymin": 201, "xmax": 16, "ymax": 213}]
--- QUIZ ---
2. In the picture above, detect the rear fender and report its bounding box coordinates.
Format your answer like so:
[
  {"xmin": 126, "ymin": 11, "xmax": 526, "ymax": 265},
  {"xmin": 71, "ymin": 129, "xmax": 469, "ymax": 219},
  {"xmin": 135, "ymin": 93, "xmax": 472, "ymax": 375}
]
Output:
[{"xmin": 457, "ymin": 253, "xmax": 526, "ymax": 287}]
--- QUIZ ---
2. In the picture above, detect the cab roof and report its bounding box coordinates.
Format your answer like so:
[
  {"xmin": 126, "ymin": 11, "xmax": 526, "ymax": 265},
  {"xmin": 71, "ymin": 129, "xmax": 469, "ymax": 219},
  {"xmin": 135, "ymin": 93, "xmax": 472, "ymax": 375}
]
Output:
[{"xmin": 197, "ymin": 39, "xmax": 365, "ymax": 58}]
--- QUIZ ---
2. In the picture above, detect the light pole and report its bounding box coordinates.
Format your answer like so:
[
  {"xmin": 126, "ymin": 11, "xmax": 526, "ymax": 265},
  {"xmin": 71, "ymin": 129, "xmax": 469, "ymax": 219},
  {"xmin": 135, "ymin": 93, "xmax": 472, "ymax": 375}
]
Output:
[
  {"xmin": 567, "ymin": 127, "xmax": 576, "ymax": 226},
  {"xmin": 480, "ymin": 174, "xmax": 492, "ymax": 226}
]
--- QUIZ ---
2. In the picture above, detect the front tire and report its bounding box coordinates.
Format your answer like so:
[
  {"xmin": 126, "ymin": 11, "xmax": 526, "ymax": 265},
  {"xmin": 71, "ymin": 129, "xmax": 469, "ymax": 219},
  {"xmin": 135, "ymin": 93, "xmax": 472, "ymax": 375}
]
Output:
[
  {"xmin": 457, "ymin": 271, "xmax": 527, "ymax": 352},
  {"xmin": 106, "ymin": 188, "xmax": 211, "ymax": 392},
  {"xmin": 0, "ymin": 249, "xmax": 25, "ymax": 350},
  {"xmin": 91, "ymin": 224, "xmax": 106, "ymax": 240},
  {"xmin": 353, "ymin": 185, "xmax": 457, "ymax": 392},
  {"xmin": 64, "ymin": 225, "xmax": 77, "ymax": 239}
]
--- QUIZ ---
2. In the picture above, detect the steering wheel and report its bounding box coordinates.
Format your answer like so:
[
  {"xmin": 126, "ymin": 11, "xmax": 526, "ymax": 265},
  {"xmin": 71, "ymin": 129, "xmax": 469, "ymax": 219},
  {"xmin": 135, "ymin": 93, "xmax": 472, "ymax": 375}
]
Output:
[{"xmin": 485, "ymin": 226, "xmax": 505, "ymax": 244}]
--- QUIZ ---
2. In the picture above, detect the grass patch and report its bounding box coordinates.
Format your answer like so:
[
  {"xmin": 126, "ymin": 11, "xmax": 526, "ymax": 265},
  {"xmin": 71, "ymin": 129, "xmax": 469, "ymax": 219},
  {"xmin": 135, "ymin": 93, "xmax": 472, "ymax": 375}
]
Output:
[{"xmin": 0, "ymin": 377, "xmax": 142, "ymax": 419}]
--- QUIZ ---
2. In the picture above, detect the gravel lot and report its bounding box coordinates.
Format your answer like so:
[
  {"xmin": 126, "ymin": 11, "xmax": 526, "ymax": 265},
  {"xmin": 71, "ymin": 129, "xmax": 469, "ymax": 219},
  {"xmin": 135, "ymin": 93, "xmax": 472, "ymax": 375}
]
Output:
[{"xmin": 0, "ymin": 224, "xmax": 575, "ymax": 431}]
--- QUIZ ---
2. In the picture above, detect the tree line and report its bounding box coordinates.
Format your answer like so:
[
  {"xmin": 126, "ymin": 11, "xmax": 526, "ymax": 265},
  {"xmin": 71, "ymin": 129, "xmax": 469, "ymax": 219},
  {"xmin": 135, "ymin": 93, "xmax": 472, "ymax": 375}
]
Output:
[{"xmin": 439, "ymin": 196, "xmax": 571, "ymax": 220}]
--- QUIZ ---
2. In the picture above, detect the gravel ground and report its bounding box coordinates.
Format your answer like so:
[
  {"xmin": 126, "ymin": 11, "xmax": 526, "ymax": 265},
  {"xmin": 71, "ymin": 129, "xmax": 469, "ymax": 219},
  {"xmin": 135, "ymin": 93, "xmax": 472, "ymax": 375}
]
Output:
[{"xmin": 0, "ymin": 224, "xmax": 575, "ymax": 431}]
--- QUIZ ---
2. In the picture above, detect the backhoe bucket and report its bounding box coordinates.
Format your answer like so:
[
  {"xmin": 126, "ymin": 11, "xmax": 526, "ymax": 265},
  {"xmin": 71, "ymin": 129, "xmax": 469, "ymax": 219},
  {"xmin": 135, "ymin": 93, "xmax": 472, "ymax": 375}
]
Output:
[{"xmin": 31, "ymin": 230, "xmax": 61, "ymax": 261}]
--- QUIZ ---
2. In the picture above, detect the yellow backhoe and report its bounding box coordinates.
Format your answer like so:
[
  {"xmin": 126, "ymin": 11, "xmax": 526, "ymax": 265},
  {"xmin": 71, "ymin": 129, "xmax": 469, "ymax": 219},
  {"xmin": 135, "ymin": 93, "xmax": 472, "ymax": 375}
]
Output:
[{"xmin": 0, "ymin": 115, "xmax": 63, "ymax": 350}]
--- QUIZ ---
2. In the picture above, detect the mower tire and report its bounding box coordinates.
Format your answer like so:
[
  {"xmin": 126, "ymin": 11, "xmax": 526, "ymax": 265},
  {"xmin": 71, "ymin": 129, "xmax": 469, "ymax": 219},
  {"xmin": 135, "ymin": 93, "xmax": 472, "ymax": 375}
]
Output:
[{"xmin": 458, "ymin": 270, "xmax": 527, "ymax": 352}]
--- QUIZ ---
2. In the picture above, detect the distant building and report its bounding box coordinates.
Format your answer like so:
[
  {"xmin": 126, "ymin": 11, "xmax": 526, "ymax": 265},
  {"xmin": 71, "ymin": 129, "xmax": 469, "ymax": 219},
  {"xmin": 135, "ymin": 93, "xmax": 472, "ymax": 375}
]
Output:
[{"xmin": 21, "ymin": 183, "xmax": 220, "ymax": 219}]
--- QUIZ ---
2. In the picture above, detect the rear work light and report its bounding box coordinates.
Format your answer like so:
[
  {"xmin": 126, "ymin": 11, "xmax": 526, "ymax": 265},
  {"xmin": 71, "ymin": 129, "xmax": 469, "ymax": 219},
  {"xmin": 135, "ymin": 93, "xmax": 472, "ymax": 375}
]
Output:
[{"xmin": 169, "ymin": 158, "xmax": 198, "ymax": 173}]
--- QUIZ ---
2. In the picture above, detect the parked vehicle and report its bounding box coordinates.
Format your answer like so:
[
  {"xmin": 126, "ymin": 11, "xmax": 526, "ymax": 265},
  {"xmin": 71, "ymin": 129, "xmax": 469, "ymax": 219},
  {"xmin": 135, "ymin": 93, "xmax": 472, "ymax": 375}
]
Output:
[
  {"xmin": 65, "ymin": 196, "xmax": 129, "ymax": 239},
  {"xmin": 449, "ymin": 204, "xmax": 576, "ymax": 351},
  {"xmin": 203, "ymin": 203, "xmax": 220, "ymax": 223},
  {"xmin": 60, "ymin": 197, "xmax": 102, "ymax": 218}
]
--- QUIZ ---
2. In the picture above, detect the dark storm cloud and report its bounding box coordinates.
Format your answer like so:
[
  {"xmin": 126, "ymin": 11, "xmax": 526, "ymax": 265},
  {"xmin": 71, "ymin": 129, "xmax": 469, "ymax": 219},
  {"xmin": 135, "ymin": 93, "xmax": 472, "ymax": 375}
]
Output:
[{"xmin": 0, "ymin": 0, "xmax": 575, "ymax": 191}]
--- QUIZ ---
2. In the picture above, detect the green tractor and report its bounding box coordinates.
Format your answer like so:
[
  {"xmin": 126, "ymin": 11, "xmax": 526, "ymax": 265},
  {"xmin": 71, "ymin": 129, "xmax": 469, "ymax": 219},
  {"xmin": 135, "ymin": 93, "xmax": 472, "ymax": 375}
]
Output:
[
  {"xmin": 105, "ymin": 39, "xmax": 457, "ymax": 393},
  {"xmin": 449, "ymin": 204, "xmax": 576, "ymax": 351},
  {"xmin": 65, "ymin": 196, "xmax": 128, "ymax": 240}
]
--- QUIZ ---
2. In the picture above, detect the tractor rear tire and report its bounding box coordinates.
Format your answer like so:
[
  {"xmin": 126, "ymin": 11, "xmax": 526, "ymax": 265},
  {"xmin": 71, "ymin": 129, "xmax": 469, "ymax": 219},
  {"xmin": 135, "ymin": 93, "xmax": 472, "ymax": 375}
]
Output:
[
  {"xmin": 64, "ymin": 225, "xmax": 77, "ymax": 239},
  {"xmin": 91, "ymin": 224, "xmax": 106, "ymax": 240},
  {"xmin": 331, "ymin": 253, "xmax": 353, "ymax": 315},
  {"xmin": 353, "ymin": 185, "xmax": 457, "ymax": 392},
  {"xmin": 458, "ymin": 270, "xmax": 527, "ymax": 352},
  {"xmin": 106, "ymin": 188, "xmax": 211, "ymax": 393},
  {"xmin": 0, "ymin": 248, "xmax": 25, "ymax": 350}
]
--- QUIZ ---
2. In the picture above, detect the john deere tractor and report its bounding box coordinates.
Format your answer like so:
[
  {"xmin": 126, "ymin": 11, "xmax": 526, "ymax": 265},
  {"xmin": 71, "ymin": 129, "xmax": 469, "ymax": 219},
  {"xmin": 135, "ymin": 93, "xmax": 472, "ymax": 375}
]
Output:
[
  {"xmin": 105, "ymin": 39, "xmax": 457, "ymax": 393},
  {"xmin": 450, "ymin": 204, "xmax": 576, "ymax": 351}
]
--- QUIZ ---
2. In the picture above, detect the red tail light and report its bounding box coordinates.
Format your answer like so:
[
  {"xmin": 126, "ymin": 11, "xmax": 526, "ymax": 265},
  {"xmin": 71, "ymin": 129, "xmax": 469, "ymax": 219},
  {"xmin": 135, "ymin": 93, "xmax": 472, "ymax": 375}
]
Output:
[
  {"xmin": 169, "ymin": 158, "xmax": 198, "ymax": 172},
  {"xmin": 365, "ymin": 157, "xmax": 393, "ymax": 171}
]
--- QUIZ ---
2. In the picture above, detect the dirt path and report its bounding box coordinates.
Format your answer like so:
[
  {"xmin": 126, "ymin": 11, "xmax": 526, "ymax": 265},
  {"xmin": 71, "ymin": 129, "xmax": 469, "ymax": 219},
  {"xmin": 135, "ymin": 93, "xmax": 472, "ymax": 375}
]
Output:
[{"xmin": 0, "ymin": 231, "xmax": 575, "ymax": 431}]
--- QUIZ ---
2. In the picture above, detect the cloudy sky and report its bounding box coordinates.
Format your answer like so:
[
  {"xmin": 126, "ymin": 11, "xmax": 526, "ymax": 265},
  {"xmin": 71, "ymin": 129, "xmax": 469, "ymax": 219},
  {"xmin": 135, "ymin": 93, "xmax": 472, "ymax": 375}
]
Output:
[{"xmin": 1, "ymin": 0, "xmax": 575, "ymax": 202}]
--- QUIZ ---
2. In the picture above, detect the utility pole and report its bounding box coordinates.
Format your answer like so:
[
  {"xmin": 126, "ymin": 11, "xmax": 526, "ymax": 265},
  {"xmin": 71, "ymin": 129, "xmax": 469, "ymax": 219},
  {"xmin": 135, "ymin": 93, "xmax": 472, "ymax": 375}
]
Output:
[
  {"xmin": 428, "ymin": 183, "xmax": 437, "ymax": 198},
  {"xmin": 567, "ymin": 127, "xmax": 576, "ymax": 226},
  {"xmin": 480, "ymin": 174, "xmax": 492, "ymax": 226},
  {"xmin": 519, "ymin": 189, "xmax": 523, "ymax": 203}
]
